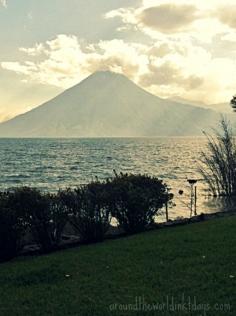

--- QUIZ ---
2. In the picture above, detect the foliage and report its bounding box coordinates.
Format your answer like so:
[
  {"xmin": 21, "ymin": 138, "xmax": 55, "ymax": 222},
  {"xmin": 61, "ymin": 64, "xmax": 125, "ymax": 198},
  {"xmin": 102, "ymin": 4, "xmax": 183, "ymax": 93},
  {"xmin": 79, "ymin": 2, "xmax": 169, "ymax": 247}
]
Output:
[
  {"xmin": 8, "ymin": 187, "xmax": 68, "ymax": 253},
  {"xmin": 0, "ymin": 191, "xmax": 27, "ymax": 261},
  {"xmin": 60, "ymin": 183, "xmax": 111, "ymax": 243},
  {"xmin": 106, "ymin": 173, "xmax": 172, "ymax": 234},
  {"xmin": 200, "ymin": 118, "xmax": 236, "ymax": 196},
  {"xmin": 0, "ymin": 173, "xmax": 173, "ymax": 259}
]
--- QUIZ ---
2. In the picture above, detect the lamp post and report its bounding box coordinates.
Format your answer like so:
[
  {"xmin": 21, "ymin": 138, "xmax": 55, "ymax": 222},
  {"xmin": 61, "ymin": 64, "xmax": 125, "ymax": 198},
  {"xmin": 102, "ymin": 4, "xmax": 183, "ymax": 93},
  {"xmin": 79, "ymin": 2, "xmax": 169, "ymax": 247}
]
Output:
[{"xmin": 187, "ymin": 179, "xmax": 198, "ymax": 217}]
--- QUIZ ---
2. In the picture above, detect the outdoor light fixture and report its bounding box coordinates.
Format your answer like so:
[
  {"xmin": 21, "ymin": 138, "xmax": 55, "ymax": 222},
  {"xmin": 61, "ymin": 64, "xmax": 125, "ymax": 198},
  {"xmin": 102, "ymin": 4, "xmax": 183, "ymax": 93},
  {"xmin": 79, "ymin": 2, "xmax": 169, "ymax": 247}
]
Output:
[
  {"xmin": 187, "ymin": 178, "xmax": 198, "ymax": 217},
  {"xmin": 187, "ymin": 179, "xmax": 198, "ymax": 185},
  {"xmin": 177, "ymin": 179, "xmax": 198, "ymax": 218}
]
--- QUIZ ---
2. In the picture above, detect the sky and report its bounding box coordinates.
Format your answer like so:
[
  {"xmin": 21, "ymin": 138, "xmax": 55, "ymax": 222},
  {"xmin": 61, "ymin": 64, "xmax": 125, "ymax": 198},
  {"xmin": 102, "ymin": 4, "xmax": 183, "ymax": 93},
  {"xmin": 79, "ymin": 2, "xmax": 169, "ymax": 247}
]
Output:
[{"xmin": 0, "ymin": 0, "xmax": 236, "ymax": 122}]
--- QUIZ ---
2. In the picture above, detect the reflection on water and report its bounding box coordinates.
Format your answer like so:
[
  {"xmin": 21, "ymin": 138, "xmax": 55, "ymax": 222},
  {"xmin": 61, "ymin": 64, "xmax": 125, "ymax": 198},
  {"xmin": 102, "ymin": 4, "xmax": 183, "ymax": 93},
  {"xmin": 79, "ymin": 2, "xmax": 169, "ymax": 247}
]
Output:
[{"xmin": 0, "ymin": 137, "xmax": 234, "ymax": 219}]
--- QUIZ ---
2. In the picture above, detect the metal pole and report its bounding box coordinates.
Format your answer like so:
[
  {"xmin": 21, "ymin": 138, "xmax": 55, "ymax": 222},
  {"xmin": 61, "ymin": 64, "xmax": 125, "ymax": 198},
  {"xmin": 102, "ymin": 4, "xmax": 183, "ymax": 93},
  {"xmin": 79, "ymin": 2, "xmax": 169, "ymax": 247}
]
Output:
[
  {"xmin": 165, "ymin": 200, "xmax": 169, "ymax": 222},
  {"xmin": 190, "ymin": 184, "xmax": 193, "ymax": 217},
  {"xmin": 194, "ymin": 186, "xmax": 197, "ymax": 216}
]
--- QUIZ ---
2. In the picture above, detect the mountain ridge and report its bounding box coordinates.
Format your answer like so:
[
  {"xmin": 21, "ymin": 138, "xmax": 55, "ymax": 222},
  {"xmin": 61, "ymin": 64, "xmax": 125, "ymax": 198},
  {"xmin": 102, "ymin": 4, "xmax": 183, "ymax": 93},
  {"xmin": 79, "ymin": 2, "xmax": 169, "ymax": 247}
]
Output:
[
  {"xmin": 168, "ymin": 96, "xmax": 231, "ymax": 113},
  {"xmin": 0, "ymin": 71, "xmax": 233, "ymax": 137}
]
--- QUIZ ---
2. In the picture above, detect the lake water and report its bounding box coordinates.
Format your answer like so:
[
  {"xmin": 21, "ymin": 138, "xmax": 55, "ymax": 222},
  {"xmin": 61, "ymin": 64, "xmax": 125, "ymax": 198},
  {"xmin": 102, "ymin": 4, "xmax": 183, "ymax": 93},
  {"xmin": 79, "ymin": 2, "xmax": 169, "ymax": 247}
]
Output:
[{"xmin": 0, "ymin": 137, "xmax": 232, "ymax": 220}]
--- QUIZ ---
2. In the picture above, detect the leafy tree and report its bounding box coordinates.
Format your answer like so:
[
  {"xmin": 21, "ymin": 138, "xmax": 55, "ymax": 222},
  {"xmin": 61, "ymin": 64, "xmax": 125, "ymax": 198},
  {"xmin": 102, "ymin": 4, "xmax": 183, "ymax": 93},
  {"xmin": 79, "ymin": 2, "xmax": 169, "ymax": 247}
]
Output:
[
  {"xmin": 60, "ymin": 183, "xmax": 111, "ymax": 243},
  {"xmin": 8, "ymin": 187, "xmax": 68, "ymax": 253},
  {"xmin": 106, "ymin": 173, "xmax": 172, "ymax": 234}
]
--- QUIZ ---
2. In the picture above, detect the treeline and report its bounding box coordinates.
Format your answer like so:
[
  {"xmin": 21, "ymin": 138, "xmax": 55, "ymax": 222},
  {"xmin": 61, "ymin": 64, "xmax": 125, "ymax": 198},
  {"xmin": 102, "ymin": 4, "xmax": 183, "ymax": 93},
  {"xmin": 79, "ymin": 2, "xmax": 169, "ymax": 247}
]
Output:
[{"xmin": 0, "ymin": 173, "xmax": 173, "ymax": 262}]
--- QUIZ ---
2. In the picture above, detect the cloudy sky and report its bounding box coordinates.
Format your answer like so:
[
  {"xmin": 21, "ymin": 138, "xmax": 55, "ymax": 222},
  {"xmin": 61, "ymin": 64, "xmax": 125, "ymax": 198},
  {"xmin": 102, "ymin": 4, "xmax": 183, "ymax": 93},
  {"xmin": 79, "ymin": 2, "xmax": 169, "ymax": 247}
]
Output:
[{"xmin": 0, "ymin": 0, "xmax": 236, "ymax": 121}]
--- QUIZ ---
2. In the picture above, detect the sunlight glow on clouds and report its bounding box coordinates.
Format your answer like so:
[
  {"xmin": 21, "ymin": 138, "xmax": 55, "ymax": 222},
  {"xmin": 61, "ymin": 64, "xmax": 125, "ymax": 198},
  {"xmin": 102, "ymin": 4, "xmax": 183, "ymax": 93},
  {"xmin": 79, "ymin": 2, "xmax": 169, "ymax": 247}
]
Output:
[
  {"xmin": 218, "ymin": 5, "xmax": 236, "ymax": 29},
  {"xmin": 105, "ymin": 1, "xmax": 235, "ymax": 43},
  {"xmin": 1, "ymin": 30, "xmax": 236, "ymax": 104},
  {"xmin": 142, "ymin": 0, "xmax": 236, "ymax": 10},
  {"xmin": 1, "ymin": 35, "xmax": 149, "ymax": 89},
  {"xmin": 1, "ymin": 0, "xmax": 236, "ymax": 107},
  {"xmin": 0, "ymin": 0, "xmax": 7, "ymax": 8},
  {"xmin": 102, "ymin": 0, "xmax": 236, "ymax": 103}
]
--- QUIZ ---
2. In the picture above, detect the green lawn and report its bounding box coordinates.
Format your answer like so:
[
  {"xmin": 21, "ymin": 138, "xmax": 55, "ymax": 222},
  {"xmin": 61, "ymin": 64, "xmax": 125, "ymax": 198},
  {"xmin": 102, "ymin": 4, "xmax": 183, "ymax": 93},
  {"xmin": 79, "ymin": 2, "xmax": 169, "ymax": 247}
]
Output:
[{"xmin": 0, "ymin": 216, "xmax": 235, "ymax": 316}]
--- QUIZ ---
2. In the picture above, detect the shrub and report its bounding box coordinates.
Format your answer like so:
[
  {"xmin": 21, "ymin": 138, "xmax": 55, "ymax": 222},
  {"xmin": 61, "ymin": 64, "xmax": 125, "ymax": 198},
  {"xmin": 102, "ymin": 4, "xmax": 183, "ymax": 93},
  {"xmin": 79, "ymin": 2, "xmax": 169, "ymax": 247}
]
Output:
[
  {"xmin": 48, "ymin": 193, "xmax": 70, "ymax": 246},
  {"xmin": 0, "ymin": 191, "xmax": 27, "ymax": 261},
  {"xmin": 8, "ymin": 188, "xmax": 68, "ymax": 253},
  {"xmin": 199, "ymin": 118, "xmax": 236, "ymax": 197},
  {"xmin": 106, "ymin": 173, "xmax": 172, "ymax": 234},
  {"xmin": 60, "ymin": 183, "xmax": 111, "ymax": 243}
]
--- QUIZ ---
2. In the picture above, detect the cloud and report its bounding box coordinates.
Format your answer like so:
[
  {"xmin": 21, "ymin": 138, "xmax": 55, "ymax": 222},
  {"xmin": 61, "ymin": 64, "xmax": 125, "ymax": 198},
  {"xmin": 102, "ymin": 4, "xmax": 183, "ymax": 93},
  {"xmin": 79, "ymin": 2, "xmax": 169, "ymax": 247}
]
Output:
[
  {"xmin": 19, "ymin": 43, "xmax": 45, "ymax": 56},
  {"xmin": 0, "ymin": 0, "xmax": 7, "ymax": 8},
  {"xmin": 217, "ymin": 5, "xmax": 236, "ymax": 29},
  {"xmin": 142, "ymin": 0, "xmax": 236, "ymax": 10},
  {"xmin": 2, "ymin": 32, "xmax": 236, "ymax": 104},
  {"xmin": 104, "ymin": 8, "xmax": 137, "ymax": 24},
  {"xmin": 1, "ymin": 62, "xmax": 37, "ymax": 75},
  {"xmin": 102, "ymin": 0, "xmax": 236, "ymax": 103},
  {"xmin": 105, "ymin": 1, "xmax": 236, "ymax": 44},
  {"xmin": 138, "ymin": 4, "xmax": 199, "ymax": 33},
  {"xmin": 140, "ymin": 61, "xmax": 203, "ymax": 89},
  {"xmin": 1, "ymin": 35, "xmax": 149, "ymax": 88}
]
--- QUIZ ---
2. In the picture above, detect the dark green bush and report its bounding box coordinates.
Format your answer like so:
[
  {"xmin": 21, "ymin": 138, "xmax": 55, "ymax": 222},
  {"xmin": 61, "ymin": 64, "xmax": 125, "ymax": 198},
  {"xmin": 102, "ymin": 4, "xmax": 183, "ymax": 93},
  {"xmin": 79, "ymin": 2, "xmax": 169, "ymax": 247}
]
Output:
[
  {"xmin": 0, "ymin": 192, "xmax": 26, "ymax": 261},
  {"xmin": 8, "ymin": 188, "xmax": 68, "ymax": 253},
  {"xmin": 0, "ymin": 173, "xmax": 172, "ymax": 259},
  {"xmin": 106, "ymin": 173, "xmax": 172, "ymax": 234},
  {"xmin": 60, "ymin": 182, "xmax": 111, "ymax": 243}
]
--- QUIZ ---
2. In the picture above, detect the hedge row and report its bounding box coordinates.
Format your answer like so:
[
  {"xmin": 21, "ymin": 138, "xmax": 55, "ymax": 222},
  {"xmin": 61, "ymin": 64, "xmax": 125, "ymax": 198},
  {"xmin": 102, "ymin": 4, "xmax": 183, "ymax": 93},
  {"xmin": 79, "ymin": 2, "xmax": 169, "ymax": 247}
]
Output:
[{"xmin": 0, "ymin": 173, "xmax": 173, "ymax": 262}]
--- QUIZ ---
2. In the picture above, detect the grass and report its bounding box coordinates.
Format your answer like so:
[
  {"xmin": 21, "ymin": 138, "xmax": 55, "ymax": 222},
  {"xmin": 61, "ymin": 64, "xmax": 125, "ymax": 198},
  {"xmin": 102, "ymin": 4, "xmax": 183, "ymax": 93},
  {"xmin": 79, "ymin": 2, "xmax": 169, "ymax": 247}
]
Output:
[{"xmin": 0, "ymin": 217, "xmax": 235, "ymax": 316}]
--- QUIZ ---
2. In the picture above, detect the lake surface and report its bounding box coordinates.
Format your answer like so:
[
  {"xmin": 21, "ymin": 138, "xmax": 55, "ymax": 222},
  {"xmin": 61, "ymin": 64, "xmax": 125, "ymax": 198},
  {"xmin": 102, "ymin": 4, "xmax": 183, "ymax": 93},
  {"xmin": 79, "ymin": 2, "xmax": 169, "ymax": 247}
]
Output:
[{"xmin": 0, "ymin": 137, "xmax": 232, "ymax": 219}]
